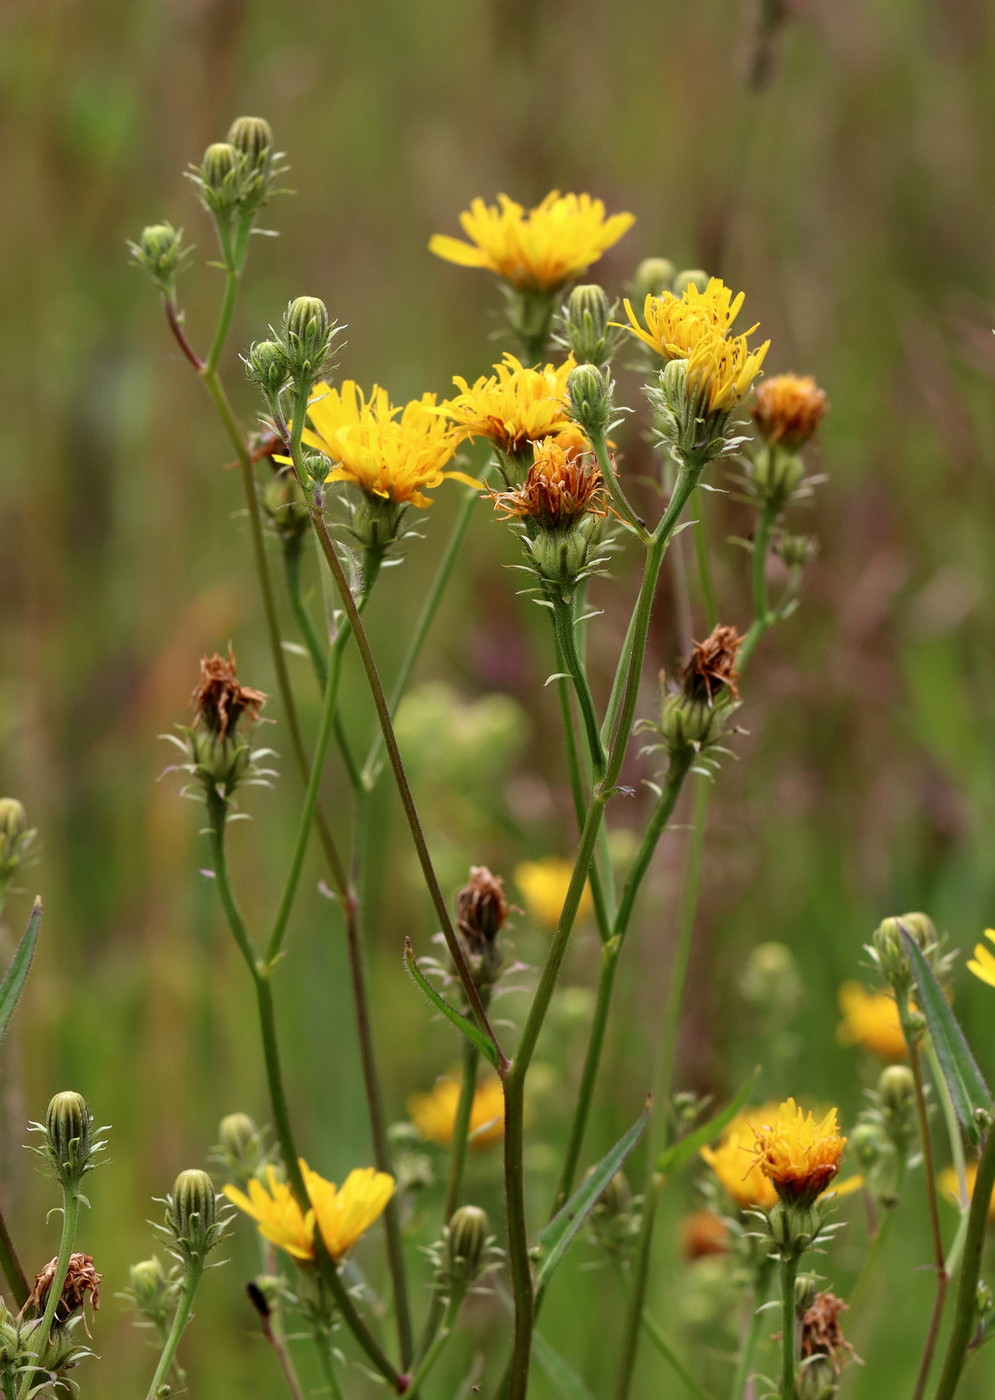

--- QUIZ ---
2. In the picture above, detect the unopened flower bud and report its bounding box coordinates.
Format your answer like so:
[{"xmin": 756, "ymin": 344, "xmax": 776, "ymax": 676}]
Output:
[
  {"xmin": 227, "ymin": 116, "xmax": 274, "ymax": 170},
  {"xmin": 588, "ymin": 1169, "xmax": 639, "ymax": 1256},
  {"xmin": 796, "ymin": 1354, "xmax": 839, "ymax": 1400},
  {"xmin": 125, "ymin": 1256, "xmax": 173, "ymax": 1322},
  {"xmin": 0, "ymin": 798, "xmax": 36, "ymax": 889},
  {"xmin": 128, "ymin": 222, "xmax": 188, "ymax": 294},
  {"xmin": 202, "ymin": 141, "xmax": 238, "ymax": 193},
  {"xmin": 848, "ymin": 1122, "xmax": 883, "ymax": 1172},
  {"xmin": 879, "ymin": 1065, "xmax": 914, "ymax": 1117},
  {"xmin": 165, "ymin": 1168, "xmax": 227, "ymax": 1265},
  {"xmin": 445, "ymin": 1205, "xmax": 490, "ymax": 1286},
  {"xmin": 775, "ymin": 531, "xmax": 819, "ymax": 570},
  {"xmin": 567, "ymin": 364, "xmax": 613, "ymax": 439},
  {"xmin": 282, "ymin": 296, "xmax": 338, "ymax": 391},
  {"xmin": 302, "ymin": 451, "xmax": 331, "ymax": 487},
  {"xmin": 561, "ymin": 284, "xmax": 615, "ymax": 367},
  {"xmin": 752, "ymin": 374, "xmax": 827, "ymax": 452},
  {"xmin": 631, "ymin": 257, "xmax": 675, "ymax": 304},
  {"xmin": 215, "ymin": 1113, "xmax": 267, "ymax": 1190},
  {"xmin": 745, "ymin": 443, "xmax": 806, "ymax": 514},
  {"xmin": 0, "ymin": 800, "xmax": 26, "ymax": 842},
  {"xmin": 795, "ymin": 1271, "xmax": 819, "ymax": 1314},
  {"xmin": 245, "ymin": 338, "xmax": 290, "ymax": 398},
  {"xmin": 673, "ymin": 268, "xmax": 709, "ymax": 295},
  {"xmin": 44, "ymin": 1092, "xmax": 92, "ymax": 1190}
]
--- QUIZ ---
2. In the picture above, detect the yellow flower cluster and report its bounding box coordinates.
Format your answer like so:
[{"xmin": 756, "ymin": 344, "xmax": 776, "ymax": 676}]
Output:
[
  {"xmin": 837, "ymin": 981, "xmax": 908, "ymax": 1061},
  {"xmin": 429, "ymin": 191, "xmax": 635, "ymax": 292},
  {"xmin": 408, "ymin": 1076, "xmax": 505, "ymax": 1148},
  {"xmin": 749, "ymin": 1099, "xmax": 846, "ymax": 1205},
  {"xmin": 439, "ymin": 354, "xmax": 583, "ymax": 457},
  {"xmin": 224, "ymin": 1161, "xmax": 395, "ymax": 1262},
  {"xmin": 621, "ymin": 277, "xmax": 769, "ymax": 413},
  {"xmin": 299, "ymin": 381, "xmax": 480, "ymax": 508}
]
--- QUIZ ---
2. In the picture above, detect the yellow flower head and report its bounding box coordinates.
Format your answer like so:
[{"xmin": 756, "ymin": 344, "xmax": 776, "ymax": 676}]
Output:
[
  {"xmin": 967, "ymin": 929, "xmax": 995, "ymax": 989},
  {"xmin": 429, "ymin": 191, "xmax": 635, "ymax": 292},
  {"xmin": 620, "ymin": 277, "xmax": 751, "ymax": 360},
  {"xmin": 440, "ymin": 354, "xmax": 581, "ymax": 457},
  {"xmin": 748, "ymin": 1099, "xmax": 847, "ymax": 1206},
  {"xmin": 683, "ymin": 330, "xmax": 770, "ymax": 414},
  {"xmin": 701, "ymin": 1107, "xmax": 780, "ymax": 1211},
  {"xmin": 514, "ymin": 856, "xmax": 593, "ymax": 931},
  {"xmin": 837, "ymin": 982, "xmax": 908, "ymax": 1061},
  {"xmin": 223, "ymin": 1160, "xmax": 395, "ymax": 1262},
  {"xmin": 939, "ymin": 1160, "xmax": 995, "ymax": 1221},
  {"xmin": 751, "ymin": 373, "xmax": 827, "ymax": 451},
  {"xmin": 408, "ymin": 1076, "xmax": 505, "ymax": 1148},
  {"xmin": 298, "ymin": 381, "xmax": 479, "ymax": 508},
  {"xmin": 491, "ymin": 437, "xmax": 607, "ymax": 529}
]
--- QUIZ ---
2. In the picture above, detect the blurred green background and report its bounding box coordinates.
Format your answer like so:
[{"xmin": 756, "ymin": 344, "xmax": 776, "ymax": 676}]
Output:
[{"xmin": 4, "ymin": 0, "xmax": 995, "ymax": 1394}]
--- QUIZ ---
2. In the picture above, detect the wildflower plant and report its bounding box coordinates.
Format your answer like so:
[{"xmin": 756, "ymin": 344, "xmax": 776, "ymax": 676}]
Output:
[{"xmin": 4, "ymin": 103, "xmax": 993, "ymax": 1400}]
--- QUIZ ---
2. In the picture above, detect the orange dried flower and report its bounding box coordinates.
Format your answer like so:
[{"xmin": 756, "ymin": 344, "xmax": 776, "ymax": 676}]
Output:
[
  {"xmin": 491, "ymin": 437, "xmax": 607, "ymax": 529},
  {"xmin": 751, "ymin": 374, "xmax": 827, "ymax": 451},
  {"xmin": 192, "ymin": 650, "xmax": 265, "ymax": 739},
  {"xmin": 26, "ymin": 1252, "xmax": 102, "ymax": 1332},
  {"xmin": 681, "ymin": 624, "xmax": 742, "ymax": 705}
]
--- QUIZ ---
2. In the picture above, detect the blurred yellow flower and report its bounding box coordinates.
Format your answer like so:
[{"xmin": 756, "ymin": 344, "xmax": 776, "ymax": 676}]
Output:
[
  {"xmin": 701, "ymin": 1106, "xmax": 780, "ymax": 1211},
  {"xmin": 429, "ymin": 191, "xmax": 635, "ymax": 292},
  {"xmin": 295, "ymin": 381, "xmax": 479, "ymax": 508},
  {"xmin": 938, "ymin": 1160, "xmax": 995, "ymax": 1220},
  {"xmin": 440, "ymin": 354, "xmax": 581, "ymax": 457},
  {"xmin": 751, "ymin": 373, "xmax": 827, "ymax": 451},
  {"xmin": 223, "ymin": 1160, "xmax": 395, "ymax": 1262},
  {"xmin": 967, "ymin": 929, "xmax": 995, "ymax": 989},
  {"xmin": 515, "ymin": 856, "xmax": 593, "ymax": 930},
  {"xmin": 408, "ymin": 1075, "xmax": 505, "ymax": 1148},
  {"xmin": 837, "ymin": 981, "xmax": 908, "ymax": 1061},
  {"xmin": 749, "ymin": 1099, "xmax": 846, "ymax": 1205}
]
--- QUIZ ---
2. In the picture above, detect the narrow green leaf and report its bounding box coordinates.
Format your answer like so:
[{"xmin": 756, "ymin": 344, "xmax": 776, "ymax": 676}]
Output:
[
  {"xmin": 0, "ymin": 898, "xmax": 41, "ymax": 1041},
  {"xmin": 531, "ymin": 1328, "xmax": 598, "ymax": 1400},
  {"xmin": 533, "ymin": 1101, "xmax": 649, "ymax": 1296},
  {"xmin": 903, "ymin": 929, "xmax": 991, "ymax": 1146},
  {"xmin": 656, "ymin": 1070, "xmax": 758, "ymax": 1176},
  {"xmin": 402, "ymin": 938, "xmax": 498, "ymax": 1068}
]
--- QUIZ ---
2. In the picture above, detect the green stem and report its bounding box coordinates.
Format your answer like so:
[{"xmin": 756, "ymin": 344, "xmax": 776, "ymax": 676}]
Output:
[
  {"xmin": 729, "ymin": 1274, "xmax": 769, "ymax": 1400},
  {"xmin": 0, "ymin": 1205, "xmax": 28, "ymax": 1309},
  {"xmin": 612, "ymin": 1173, "xmax": 662, "ymax": 1400},
  {"xmin": 551, "ymin": 594, "xmax": 606, "ymax": 781},
  {"xmin": 637, "ymin": 1299, "xmax": 716, "ymax": 1400},
  {"xmin": 692, "ymin": 513, "xmax": 718, "ymax": 630},
  {"xmin": 204, "ymin": 213, "xmax": 251, "ymax": 374},
  {"xmin": 850, "ymin": 1162, "xmax": 905, "ymax": 1310},
  {"xmin": 502, "ymin": 1068, "xmax": 535, "ymax": 1400},
  {"xmin": 282, "ymin": 533, "xmax": 329, "ymax": 692},
  {"xmin": 142, "ymin": 1263, "xmax": 203, "ymax": 1400},
  {"xmin": 361, "ymin": 484, "xmax": 479, "ymax": 789},
  {"xmin": 589, "ymin": 425, "xmax": 652, "ymax": 544},
  {"xmin": 205, "ymin": 789, "xmax": 258, "ymax": 975},
  {"xmin": 444, "ymin": 1041, "xmax": 480, "ymax": 1225},
  {"xmin": 17, "ymin": 1189, "xmax": 80, "ymax": 1400},
  {"xmin": 908, "ymin": 1041, "xmax": 949, "ymax": 1400},
  {"xmin": 739, "ymin": 502, "xmax": 777, "ymax": 668},
  {"xmin": 405, "ymin": 1288, "xmax": 465, "ymax": 1395},
  {"xmin": 778, "ymin": 1252, "xmax": 799, "ymax": 1400},
  {"xmin": 932, "ymin": 1125, "xmax": 995, "ymax": 1400}
]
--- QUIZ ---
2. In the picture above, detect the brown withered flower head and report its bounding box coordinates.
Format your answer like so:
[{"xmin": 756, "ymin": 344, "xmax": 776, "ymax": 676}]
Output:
[
  {"xmin": 192, "ymin": 650, "xmax": 266, "ymax": 739},
  {"xmin": 25, "ymin": 1253, "xmax": 101, "ymax": 1333},
  {"xmin": 751, "ymin": 373, "xmax": 827, "ymax": 452},
  {"xmin": 681, "ymin": 624, "xmax": 742, "ymax": 706},
  {"xmin": 491, "ymin": 437, "xmax": 607, "ymax": 530},
  {"xmin": 800, "ymin": 1291, "xmax": 860, "ymax": 1375},
  {"xmin": 456, "ymin": 866, "xmax": 510, "ymax": 953}
]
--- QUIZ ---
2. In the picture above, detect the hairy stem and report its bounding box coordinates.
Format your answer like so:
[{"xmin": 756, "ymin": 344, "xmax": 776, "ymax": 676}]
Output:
[{"xmin": 142, "ymin": 1260, "xmax": 202, "ymax": 1400}]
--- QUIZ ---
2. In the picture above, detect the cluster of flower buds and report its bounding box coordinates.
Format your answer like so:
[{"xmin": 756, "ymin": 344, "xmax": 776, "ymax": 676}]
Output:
[
  {"xmin": 127, "ymin": 221, "xmax": 192, "ymax": 301},
  {"xmin": 165, "ymin": 650, "xmax": 274, "ymax": 805},
  {"xmin": 0, "ymin": 798, "xmax": 37, "ymax": 904},
  {"xmin": 643, "ymin": 624, "xmax": 743, "ymax": 771},
  {"xmin": 455, "ymin": 866, "xmax": 510, "ymax": 994},
  {"xmin": 188, "ymin": 116, "xmax": 281, "ymax": 228},
  {"xmin": 850, "ymin": 1063, "xmax": 916, "ymax": 1212},
  {"xmin": 245, "ymin": 296, "xmax": 343, "ymax": 430},
  {"xmin": 0, "ymin": 1300, "xmax": 93, "ymax": 1393},
  {"xmin": 867, "ymin": 910, "xmax": 953, "ymax": 1006}
]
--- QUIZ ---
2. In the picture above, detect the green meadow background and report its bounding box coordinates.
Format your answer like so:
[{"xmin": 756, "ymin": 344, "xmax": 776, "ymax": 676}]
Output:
[{"xmin": 4, "ymin": 0, "xmax": 995, "ymax": 1394}]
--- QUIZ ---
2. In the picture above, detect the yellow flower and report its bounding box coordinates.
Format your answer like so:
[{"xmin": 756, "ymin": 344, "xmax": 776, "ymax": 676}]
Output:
[
  {"xmin": 297, "ymin": 381, "xmax": 480, "ymax": 508},
  {"xmin": 514, "ymin": 856, "xmax": 593, "ymax": 931},
  {"xmin": 938, "ymin": 1160, "xmax": 995, "ymax": 1221},
  {"xmin": 408, "ymin": 1076, "xmax": 505, "ymax": 1148},
  {"xmin": 701, "ymin": 1107, "xmax": 780, "ymax": 1211},
  {"xmin": 684, "ymin": 331, "xmax": 770, "ymax": 414},
  {"xmin": 223, "ymin": 1160, "xmax": 395, "ymax": 1262},
  {"xmin": 837, "ymin": 982, "xmax": 908, "ymax": 1061},
  {"xmin": 429, "ymin": 191, "xmax": 635, "ymax": 292},
  {"xmin": 967, "ymin": 929, "xmax": 995, "ymax": 988},
  {"xmin": 620, "ymin": 277, "xmax": 751, "ymax": 360},
  {"xmin": 439, "ymin": 354, "xmax": 581, "ymax": 457},
  {"xmin": 748, "ymin": 1099, "xmax": 847, "ymax": 1205}
]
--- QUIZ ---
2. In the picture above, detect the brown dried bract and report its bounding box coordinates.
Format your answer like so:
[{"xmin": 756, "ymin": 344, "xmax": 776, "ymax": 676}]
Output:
[
  {"xmin": 491, "ymin": 439, "xmax": 607, "ymax": 530},
  {"xmin": 456, "ymin": 866, "xmax": 509, "ymax": 951},
  {"xmin": 800, "ymin": 1291, "xmax": 861, "ymax": 1374},
  {"xmin": 681, "ymin": 624, "xmax": 742, "ymax": 705},
  {"xmin": 751, "ymin": 373, "xmax": 827, "ymax": 452},
  {"xmin": 25, "ymin": 1253, "xmax": 102, "ymax": 1334},
  {"xmin": 192, "ymin": 650, "xmax": 266, "ymax": 739}
]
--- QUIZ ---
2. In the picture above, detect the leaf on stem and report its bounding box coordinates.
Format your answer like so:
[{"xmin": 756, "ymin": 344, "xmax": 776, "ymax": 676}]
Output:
[
  {"xmin": 902, "ymin": 930, "xmax": 991, "ymax": 1147},
  {"xmin": 655, "ymin": 1069, "xmax": 758, "ymax": 1176},
  {"xmin": 0, "ymin": 897, "xmax": 41, "ymax": 1041},
  {"xmin": 533, "ymin": 1100, "xmax": 650, "ymax": 1297},
  {"xmin": 402, "ymin": 938, "xmax": 499, "ymax": 1068}
]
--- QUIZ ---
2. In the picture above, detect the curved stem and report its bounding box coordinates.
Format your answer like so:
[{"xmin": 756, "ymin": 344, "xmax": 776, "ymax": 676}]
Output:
[
  {"xmin": 17, "ymin": 1189, "xmax": 80, "ymax": 1400},
  {"xmin": 551, "ymin": 595, "xmax": 605, "ymax": 781},
  {"xmin": 142, "ymin": 1261, "xmax": 203, "ymax": 1400},
  {"xmin": 588, "ymin": 425, "xmax": 652, "ymax": 544}
]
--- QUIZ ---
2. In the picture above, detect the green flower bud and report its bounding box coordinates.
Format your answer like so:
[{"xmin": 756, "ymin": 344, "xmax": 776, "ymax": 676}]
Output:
[
  {"xmin": 0, "ymin": 800, "xmax": 26, "ymax": 842},
  {"xmin": 631, "ymin": 256, "xmax": 675, "ymax": 304},
  {"xmin": 215, "ymin": 1112, "xmax": 268, "ymax": 1190},
  {"xmin": 245, "ymin": 338, "xmax": 291, "ymax": 398},
  {"xmin": 745, "ymin": 443, "xmax": 806, "ymax": 514},
  {"xmin": 525, "ymin": 513, "xmax": 606, "ymax": 599},
  {"xmin": 870, "ymin": 916, "xmax": 910, "ymax": 990},
  {"xmin": 202, "ymin": 141, "xmax": 238, "ymax": 193},
  {"xmin": 879, "ymin": 1064, "xmax": 915, "ymax": 1117},
  {"xmin": 567, "ymin": 363, "xmax": 613, "ymax": 439},
  {"xmin": 795, "ymin": 1271, "xmax": 819, "ymax": 1314},
  {"xmin": 588, "ymin": 1168, "xmax": 639, "ymax": 1256},
  {"xmin": 774, "ymin": 531, "xmax": 819, "ymax": 570},
  {"xmin": 897, "ymin": 911, "xmax": 938, "ymax": 954},
  {"xmin": 282, "ymin": 296, "xmax": 339, "ymax": 392},
  {"xmin": 302, "ymin": 450, "xmax": 332, "ymax": 487},
  {"xmin": 227, "ymin": 116, "xmax": 274, "ymax": 170},
  {"xmin": 124, "ymin": 1256, "xmax": 174, "ymax": 1324},
  {"xmin": 560, "ymin": 284, "xmax": 616, "ymax": 367},
  {"xmin": 673, "ymin": 268, "xmax": 709, "ymax": 295},
  {"xmin": 848, "ymin": 1122, "xmax": 882, "ymax": 1172},
  {"xmin": 164, "ymin": 1168, "xmax": 227, "ymax": 1266},
  {"xmin": 657, "ymin": 691, "xmax": 730, "ymax": 763},
  {"xmin": 128, "ymin": 222, "xmax": 189, "ymax": 295},
  {"xmin": 444, "ymin": 1205, "xmax": 490, "ymax": 1287},
  {"xmin": 796, "ymin": 1355, "xmax": 839, "ymax": 1400},
  {"xmin": 42, "ymin": 1092, "xmax": 96, "ymax": 1191}
]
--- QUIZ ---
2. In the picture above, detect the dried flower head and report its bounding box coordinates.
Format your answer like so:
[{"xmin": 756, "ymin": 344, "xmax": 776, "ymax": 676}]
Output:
[
  {"xmin": 800, "ymin": 1291, "xmax": 860, "ymax": 1375},
  {"xmin": 837, "ymin": 982, "xmax": 908, "ymax": 1061},
  {"xmin": 25, "ymin": 1254, "xmax": 101, "ymax": 1331},
  {"xmin": 456, "ymin": 866, "xmax": 509, "ymax": 952},
  {"xmin": 752, "ymin": 373, "xmax": 827, "ymax": 451},
  {"xmin": 192, "ymin": 651, "xmax": 265, "ymax": 740},
  {"xmin": 491, "ymin": 437, "xmax": 607, "ymax": 530},
  {"xmin": 749, "ymin": 1099, "xmax": 847, "ymax": 1206},
  {"xmin": 440, "ymin": 354, "xmax": 581, "ymax": 460},
  {"xmin": 429, "ymin": 191, "xmax": 635, "ymax": 292},
  {"xmin": 408, "ymin": 1076, "xmax": 505, "ymax": 1149},
  {"xmin": 681, "ymin": 624, "xmax": 742, "ymax": 706}
]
